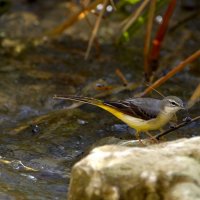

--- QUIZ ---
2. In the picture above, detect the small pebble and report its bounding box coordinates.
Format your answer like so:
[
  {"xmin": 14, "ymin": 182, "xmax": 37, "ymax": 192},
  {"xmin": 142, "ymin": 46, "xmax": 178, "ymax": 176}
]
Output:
[
  {"xmin": 31, "ymin": 124, "xmax": 40, "ymax": 134},
  {"xmin": 77, "ymin": 119, "xmax": 88, "ymax": 125},
  {"xmin": 183, "ymin": 116, "xmax": 192, "ymax": 122}
]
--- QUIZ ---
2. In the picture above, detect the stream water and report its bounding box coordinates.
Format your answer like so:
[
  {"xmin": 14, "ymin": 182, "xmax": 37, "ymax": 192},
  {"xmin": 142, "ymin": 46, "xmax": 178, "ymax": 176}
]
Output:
[{"xmin": 0, "ymin": 1, "xmax": 199, "ymax": 199}]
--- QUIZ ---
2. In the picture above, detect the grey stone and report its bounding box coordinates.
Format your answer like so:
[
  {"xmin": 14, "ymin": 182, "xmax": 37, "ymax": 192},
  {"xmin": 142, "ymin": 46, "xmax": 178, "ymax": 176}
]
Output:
[{"xmin": 68, "ymin": 137, "xmax": 200, "ymax": 200}]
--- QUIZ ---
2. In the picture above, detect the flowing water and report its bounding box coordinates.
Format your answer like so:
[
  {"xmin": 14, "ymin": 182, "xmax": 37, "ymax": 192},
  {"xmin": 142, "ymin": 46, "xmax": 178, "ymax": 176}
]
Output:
[{"xmin": 0, "ymin": 1, "xmax": 199, "ymax": 199}]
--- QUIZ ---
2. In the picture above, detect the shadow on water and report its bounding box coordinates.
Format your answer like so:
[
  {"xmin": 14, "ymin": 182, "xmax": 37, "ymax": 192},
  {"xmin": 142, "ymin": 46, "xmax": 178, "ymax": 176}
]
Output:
[{"xmin": 0, "ymin": 0, "xmax": 199, "ymax": 199}]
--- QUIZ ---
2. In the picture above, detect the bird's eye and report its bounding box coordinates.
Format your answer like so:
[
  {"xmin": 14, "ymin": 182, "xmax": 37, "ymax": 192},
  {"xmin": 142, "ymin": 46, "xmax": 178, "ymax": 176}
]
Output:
[{"xmin": 170, "ymin": 101, "xmax": 177, "ymax": 106}]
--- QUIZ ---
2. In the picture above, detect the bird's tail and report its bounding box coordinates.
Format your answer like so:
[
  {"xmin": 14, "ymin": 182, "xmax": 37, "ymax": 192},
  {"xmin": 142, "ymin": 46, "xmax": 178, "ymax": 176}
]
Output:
[
  {"xmin": 53, "ymin": 95, "xmax": 103, "ymax": 106},
  {"xmin": 53, "ymin": 95, "xmax": 128, "ymax": 125}
]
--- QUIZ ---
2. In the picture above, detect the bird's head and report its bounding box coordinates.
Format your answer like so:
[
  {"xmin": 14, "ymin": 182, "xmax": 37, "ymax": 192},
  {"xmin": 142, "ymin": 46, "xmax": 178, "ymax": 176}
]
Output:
[{"xmin": 161, "ymin": 96, "xmax": 184, "ymax": 114}]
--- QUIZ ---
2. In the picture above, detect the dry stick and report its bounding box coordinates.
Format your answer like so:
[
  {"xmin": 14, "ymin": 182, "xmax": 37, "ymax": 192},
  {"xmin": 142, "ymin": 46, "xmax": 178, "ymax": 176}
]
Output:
[
  {"xmin": 0, "ymin": 159, "xmax": 38, "ymax": 172},
  {"xmin": 115, "ymin": 68, "xmax": 129, "ymax": 86},
  {"xmin": 141, "ymin": 50, "xmax": 200, "ymax": 97},
  {"xmin": 122, "ymin": 0, "xmax": 150, "ymax": 33},
  {"xmin": 149, "ymin": 0, "xmax": 177, "ymax": 71},
  {"xmin": 109, "ymin": 0, "xmax": 116, "ymax": 11},
  {"xmin": 48, "ymin": 0, "xmax": 103, "ymax": 36},
  {"xmin": 155, "ymin": 116, "xmax": 200, "ymax": 140},
  {"xmin": 81, "ymin": 2, "xmax": 101, "ymax": 56},
  {"xmin": 143, "ymin": 82, "xmax": 165, "ymax": 98},
  {"xmin": 144, "ymin": 0, "xmax": 156, "ymax": 81},
  {"xmin": 82, "ymin": 0, "xmax": 91, "ymax": 7},
  {"xmin": 187, "ymin": 83, "xmax": 200, "ymax": 109},
  {"xmin": 85, "ymin": 0, "xmax": 108, "ymax": 59}
]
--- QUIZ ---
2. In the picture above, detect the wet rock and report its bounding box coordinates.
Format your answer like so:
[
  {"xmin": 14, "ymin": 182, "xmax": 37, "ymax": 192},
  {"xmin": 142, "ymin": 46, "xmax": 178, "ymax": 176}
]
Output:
[
  {"xmin": 68, "ymin": 137, "xmax": 200, "ymax": 200},
  {"xmin": 0, "ymin": 11, "xmax": 39, "ymax": 38},
  {"xmin": 0, "ymin": 192, "xmax": 15, "ymax": 200},
  {"xmin": 86, "ymin": 136, "xmax": 155, "ymax": 155}
]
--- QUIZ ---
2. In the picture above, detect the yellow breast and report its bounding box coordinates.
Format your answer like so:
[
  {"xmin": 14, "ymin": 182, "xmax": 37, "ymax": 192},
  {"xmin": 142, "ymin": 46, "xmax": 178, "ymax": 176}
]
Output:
[{"xmin": 99, "ymin": 105, "xmax": 173, "ymax": 132}]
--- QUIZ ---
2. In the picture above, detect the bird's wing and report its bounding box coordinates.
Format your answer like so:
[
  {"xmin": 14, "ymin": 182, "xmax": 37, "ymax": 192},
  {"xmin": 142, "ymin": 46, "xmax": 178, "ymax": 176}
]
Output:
[
  {"xmin": 104, "ymin": 98, "xmax": 161, "ymax": 120},
  {"xmin": 54, "ymin": 95, "xmax": 161, "ymax": 120}
]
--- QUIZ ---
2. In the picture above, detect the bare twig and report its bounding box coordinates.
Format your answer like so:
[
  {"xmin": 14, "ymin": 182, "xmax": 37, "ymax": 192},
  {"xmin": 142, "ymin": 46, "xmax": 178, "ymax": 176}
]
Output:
[
  {"xmin": 155, "ymin": 116, "xmax": 200, "ymax": 140},
  {"xmin": 187, "ymin": 84, "xmax": 200, "ymax": 109},
  {"xmin": 85, "ymin": 0, "xmax": 108, "ymax": 59},
  {"xmin": 80, "ymin": 2, "xmax": 101, "ymax": 56},
  {"xmin": 144, "ymin": 0, "xmax": 156, "ymax": 81},
  {"xmin": 115, "ymin": 68, "xmax": 129, "ymax": 86},
  {"xmin": 0, "ymin": 159, "xmax": 38, "ymax": 172},
  {"xmin": 109, "ymin": 0, "xmax": 116, "ymax": 11},
  {"xmin": 122, "ymin": 0, "xmax": 150, "ymax": 33},
  {"xmin": 48, "ymin": 0, "xmax": 103, "ymax": 36},
  {"xmin": 149, "ymin": 0, "xmax": 177, "ymax": 71},
  {"xmin": 141, "ymin": 50, "xmax": 200, "ymax": 97}
]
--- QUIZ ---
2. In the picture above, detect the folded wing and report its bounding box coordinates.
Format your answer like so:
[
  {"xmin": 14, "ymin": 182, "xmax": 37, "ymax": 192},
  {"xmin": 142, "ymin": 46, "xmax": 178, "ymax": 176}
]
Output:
[{"xmin": 103, "ymin": 98, "xmax": 161, "ymax": 120}]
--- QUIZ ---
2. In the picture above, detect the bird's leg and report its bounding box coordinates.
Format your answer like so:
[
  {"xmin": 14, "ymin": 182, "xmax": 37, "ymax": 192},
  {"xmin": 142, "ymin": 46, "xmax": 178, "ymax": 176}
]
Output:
[
  {"xmin": 158, "ymin": 128, "xmax": 166, "ymax": 141},
  {"xmin": 159, "ymin": 128, "xmax": 164, "ymax": 132},
  {"xmin": 144, "ymin": 131, "xmax": 158, "ymax": 143},
  {"xmin": 135, "ymin": 131, "xmax": 145, "ymax": 146}
]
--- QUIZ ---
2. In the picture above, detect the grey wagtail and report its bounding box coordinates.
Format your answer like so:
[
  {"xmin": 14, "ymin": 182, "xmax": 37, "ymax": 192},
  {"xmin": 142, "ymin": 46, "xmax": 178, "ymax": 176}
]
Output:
[{"xmin": 53, "ymin": 95, "xmax": 184, "ymax": 142}]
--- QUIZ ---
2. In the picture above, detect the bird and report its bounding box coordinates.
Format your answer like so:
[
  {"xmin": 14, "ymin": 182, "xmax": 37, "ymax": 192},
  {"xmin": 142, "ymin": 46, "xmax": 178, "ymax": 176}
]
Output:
[{"xmin": 53, "ymin": 95, "xmax": 184, "ymax": 142}]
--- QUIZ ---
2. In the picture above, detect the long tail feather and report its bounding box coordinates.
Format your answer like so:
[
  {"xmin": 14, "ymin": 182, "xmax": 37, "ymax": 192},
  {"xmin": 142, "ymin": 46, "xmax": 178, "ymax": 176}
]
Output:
[
  {"xmin": 53, "ymin": 95, "xmax": 136, "ymax": 128},
  {"xmin": 53, "ymin": 95, "xmax": 103, "ymax": 106}
]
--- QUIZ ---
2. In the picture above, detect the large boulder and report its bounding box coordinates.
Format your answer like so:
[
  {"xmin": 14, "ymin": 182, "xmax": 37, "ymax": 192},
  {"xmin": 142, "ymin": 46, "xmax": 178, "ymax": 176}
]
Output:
[{"xmin": 68, "ymin": 137, "xmax": 200, "ymax": 200}]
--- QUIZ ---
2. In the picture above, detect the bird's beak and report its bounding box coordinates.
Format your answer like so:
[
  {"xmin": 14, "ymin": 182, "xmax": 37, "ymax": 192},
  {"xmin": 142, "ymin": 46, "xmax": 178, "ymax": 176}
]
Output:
[{"xmin": 180, "ymin": 104, "xmax": 185, "ymax": 110}]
